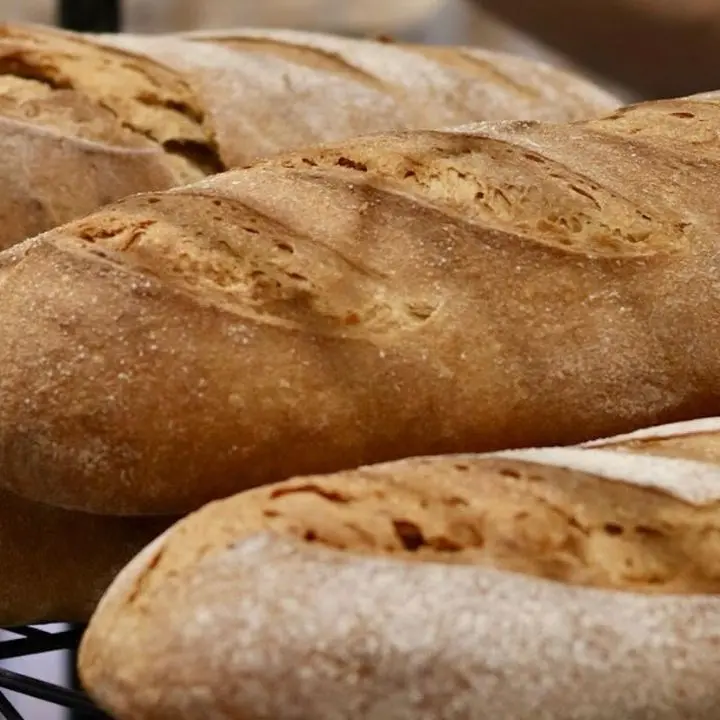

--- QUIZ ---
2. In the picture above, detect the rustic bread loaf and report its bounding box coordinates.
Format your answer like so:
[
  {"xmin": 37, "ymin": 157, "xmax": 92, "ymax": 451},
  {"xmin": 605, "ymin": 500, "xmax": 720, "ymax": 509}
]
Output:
[
  {"xmin": 0, "ymin": 22, "xmax": 616, "ymax": 251},
  {"xmin": 0, "ymin": 488, "xmax": 170, "ymax": 625},
  {"xmin": 0, "ymin": 22, "xmax": 221, "ymax": 251},
  {"xmin": 79, "ymin": 425, "xmax": 720, "ymax": 719},
  {"xmin": 1, "ymin": 92, "xmax": 719, "ymax": 515},
  {"xmin": 99, "ymin": 28, "xmax": 620, "ymax": 168}
]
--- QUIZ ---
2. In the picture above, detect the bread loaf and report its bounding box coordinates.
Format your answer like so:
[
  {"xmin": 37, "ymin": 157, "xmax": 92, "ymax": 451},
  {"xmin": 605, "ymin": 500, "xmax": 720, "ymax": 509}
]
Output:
[
  {"xmin": 0, "ymin": 22, "xmax": 616, "ymax": 251},
  {"xmin": 0, "ymin": 22, "xmax": 221, "ymax": 251},
  {"xmin": 0, "ymin": 488, "xmax": 169, "ymax": 625},
  {"xmin": 0, "ymin": 91, "xmax": 718, "ymax": 516},
  {"xmin": 79, "ymin": 418, "xmax": 720, "ymax": 719},
  {"xmin": 99, "ymin": 28, "xmax": 619, "ymax": 168}
]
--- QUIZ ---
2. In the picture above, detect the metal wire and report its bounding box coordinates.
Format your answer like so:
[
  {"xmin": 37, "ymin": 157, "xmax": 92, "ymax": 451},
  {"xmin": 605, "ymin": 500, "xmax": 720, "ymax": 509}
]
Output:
[
  {"xmin": 0, "ymin": 692, "xmax": 24, "ymax": 720},
  {"xmin": 0, "ymin": 628, "xmax": 85, "ymax": 661},
  {"xmin": 0, "ymin": 625, "xmax": 108, "ymax": 719}
]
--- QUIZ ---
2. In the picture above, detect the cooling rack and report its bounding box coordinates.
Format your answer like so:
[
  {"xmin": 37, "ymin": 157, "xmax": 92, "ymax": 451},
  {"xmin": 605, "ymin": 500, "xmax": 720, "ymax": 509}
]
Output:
[{"xmin": 0, "ymin": 625, "xmax": 107, "ymax": 719}]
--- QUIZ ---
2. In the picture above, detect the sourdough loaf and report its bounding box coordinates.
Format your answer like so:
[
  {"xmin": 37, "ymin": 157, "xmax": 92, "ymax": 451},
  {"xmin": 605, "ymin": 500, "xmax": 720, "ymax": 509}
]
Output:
[
  {"xmin": 0, "ymin": 488, "xmax": 170, "ymax": 625},
  {"xmin": 79, "ymin": 425, "xmax": 720, "ymax": 719},
  {"xmin": 0, "ymin": 22, "xmax": 617, "ymax": 251},
  {"xmin": 1, "ymin": 92, "xmax": 719, "ymax": 515}
]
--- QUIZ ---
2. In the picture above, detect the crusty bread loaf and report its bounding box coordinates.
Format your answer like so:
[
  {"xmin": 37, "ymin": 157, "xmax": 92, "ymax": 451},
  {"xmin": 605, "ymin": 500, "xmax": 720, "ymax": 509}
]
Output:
[
  {"xmin": 99, "ymin": 28, "xmax": 620, "ymax": 168},
  {"xmin": 1, "ymin": 91, "xmax": 719, "ymax": 515},
  {"xmin": 0, "ymin": 488, "xmax": 170, "ymax": 625},
  {"xmin": 0, "ymin": 22, "xmax": 220, "ymax": 251},
  {"xmin": 0, "ymin": 22, "xmax": 617, "ymax": 251},
  {"xmin": 79, "ymin": 423, "xmax": 720, "ymax": 719}
]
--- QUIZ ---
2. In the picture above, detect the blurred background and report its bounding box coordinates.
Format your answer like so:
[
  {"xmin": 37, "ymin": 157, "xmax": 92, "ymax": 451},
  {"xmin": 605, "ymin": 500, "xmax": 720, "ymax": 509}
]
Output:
[
  {"xmin": 0, "ymin": 0, "xmax": 712, "ymax": 717},
  {"xmin": 2, "ymin": 0, "xmax": 561, "ymax": 55},
  {"xmin": 1, "ymin": 0, "xmax": 635, "ymax": 94}
]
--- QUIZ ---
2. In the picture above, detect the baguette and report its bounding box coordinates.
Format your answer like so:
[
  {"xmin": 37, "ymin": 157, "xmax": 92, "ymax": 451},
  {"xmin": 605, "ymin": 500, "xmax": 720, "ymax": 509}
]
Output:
[
  {"xmin": 0, "ymin": 23, "xmax": 617, "ymax": 251},
  {"xmin": 0, "ymin": 92, "xmax": 718, "ymax": 515},
  {"xmin": 79, "ymin": 418, "xmax": 720, "ymax": 719},
  {"xmin": 99, "ymin": 28, "xmax": 620, "ymax": 168},
  {"xmin": 0, "ymin": 488, "xmax": 170, "ymax": 625},
  {"xmin": 0, "ymin": 22, "xmax": 221, "ymax": 251}
]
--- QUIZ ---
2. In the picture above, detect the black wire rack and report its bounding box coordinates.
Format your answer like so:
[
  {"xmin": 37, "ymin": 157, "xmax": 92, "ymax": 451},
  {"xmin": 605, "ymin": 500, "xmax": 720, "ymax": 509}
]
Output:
[{"xmin": 0, "ymin": 625, "xmax": 108, "ymax": 719}]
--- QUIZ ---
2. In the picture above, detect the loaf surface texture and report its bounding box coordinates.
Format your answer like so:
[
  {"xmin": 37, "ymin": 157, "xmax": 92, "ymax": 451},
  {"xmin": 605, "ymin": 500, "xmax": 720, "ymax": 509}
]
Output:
[
  {"xmin": 100, "ymin": 28, "xmax": 619, "ymax": 167},
  {"xmin": 80, "ymin": 421, "xmax": 720, "ymax": 719},
  {"xmin": 2, "ymin": 92, "xmax": 720, "ymax": 514},
  {"xmin": 0, "ymin": 22, "xmax": 616, "ymax": 251},
  {"xmin": 0, "ymin": 22, "xmax": 221, "ymax": 251},
  {"xmin": 0, "ymin": 488, "xmax": 170, "ymax": 625},
  {"xmin": 585, "ymin": 416, "xmax": 720, "ymax": 465}
]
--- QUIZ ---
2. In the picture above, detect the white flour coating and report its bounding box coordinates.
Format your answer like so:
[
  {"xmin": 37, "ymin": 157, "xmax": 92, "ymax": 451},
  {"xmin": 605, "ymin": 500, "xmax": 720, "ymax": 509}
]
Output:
[
  {"xmin": 185, "ymin": 27, "xmax": 617, "ymax": 111},
  {"xmin": 687, "ymin": 90, "xmax": 720, "ymax": 102},
  {"xmin": 101, "ymin": 29, "xmax": 617, "ymax": 141},
  {"xmin": 86, "ymin": 533, "xmax": 720, "ymax": 719},
  {"xmin": 193, "ymin": 27, "xmax": 464, "ymax": 91},
  {"xmin": 458, "ymin": 46, "xmax": 618, "ymax": 110},
  {"xmin": 490, "ymin": 446, "xmax": 720, "ymax": 504},
  {"xmin": 584, "ymin": 417, "xmax": 720, "ymax": 447},
  {"xmin": 98, "ymin": 34, "xmax": 403, "ymax": 162},
  {"xmin": 194, "ymin": 28, "xmax": 618, "ymax": 121}
]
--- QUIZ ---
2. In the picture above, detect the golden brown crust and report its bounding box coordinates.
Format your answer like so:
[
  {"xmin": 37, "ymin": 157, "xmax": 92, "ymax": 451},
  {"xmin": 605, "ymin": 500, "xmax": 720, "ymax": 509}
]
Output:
[
  {"xmin": 0, "ymin": 22, "xmax": 616, "ymax": 251},
  {"xmin": 0, "ymin": 23, "xmax": 219, "ymax": 251},
  {"xmin": 79, "ymin": 447, "xmax": 720, "ymax": 720},
  {"xmin": 116, "ymin": 454, "xmax": 720, "ymax": 598},
  {"xmin": 2, "ymin": 96, "xmax": 719, "ymax": 514},
  {"xmin": 0, "ymin": 23, "xmax": 217, "ymax": 162}
]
